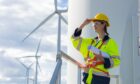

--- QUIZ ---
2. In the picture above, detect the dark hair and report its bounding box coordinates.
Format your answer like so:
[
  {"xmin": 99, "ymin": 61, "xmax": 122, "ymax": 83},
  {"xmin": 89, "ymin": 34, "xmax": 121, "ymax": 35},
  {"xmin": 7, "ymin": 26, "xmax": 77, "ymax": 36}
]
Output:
[
  {"xmin": 101, "ymin": 21, "xmax": 109, "ymax": 35},
  {"xmin": 104, "ymin": 26, "xmax": 109, "ymax": 35}
]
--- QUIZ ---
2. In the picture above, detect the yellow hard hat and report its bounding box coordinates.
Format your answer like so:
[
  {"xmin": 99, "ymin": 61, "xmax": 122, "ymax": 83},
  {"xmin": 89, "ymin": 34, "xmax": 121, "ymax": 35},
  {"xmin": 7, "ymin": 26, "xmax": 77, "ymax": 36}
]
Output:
[{"xmin": 90, "ymin": 13, "xmax": 110, "ymax": 27}]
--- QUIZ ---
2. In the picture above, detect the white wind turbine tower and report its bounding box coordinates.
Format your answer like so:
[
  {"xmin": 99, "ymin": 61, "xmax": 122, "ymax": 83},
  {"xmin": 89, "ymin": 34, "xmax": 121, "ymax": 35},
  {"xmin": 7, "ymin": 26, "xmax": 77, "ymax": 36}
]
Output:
[
  {"xmin": 22, "ymin": 0, "xmax": 68, "ymax": 83},
  {"xmin": 16, "ymin": 58, "xmax": 34, "ymax": 84}
]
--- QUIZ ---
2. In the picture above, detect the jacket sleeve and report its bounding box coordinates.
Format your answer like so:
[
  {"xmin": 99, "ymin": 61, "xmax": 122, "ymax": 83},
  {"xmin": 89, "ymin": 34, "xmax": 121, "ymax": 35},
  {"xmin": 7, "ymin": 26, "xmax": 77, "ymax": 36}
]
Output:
[
  {"xmin": 104, "ymin": 39, "xmax": 120, "ymax": 68},
  {"xmin": 70, "ymin": 28, "xmax": 94, "ymax": 58}
]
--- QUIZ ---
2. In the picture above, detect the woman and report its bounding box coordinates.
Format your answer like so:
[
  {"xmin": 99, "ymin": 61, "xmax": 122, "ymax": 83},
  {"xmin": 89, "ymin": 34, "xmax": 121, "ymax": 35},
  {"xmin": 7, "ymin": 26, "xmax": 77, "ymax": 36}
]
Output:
[{"xmin": 71, "ymin": 13, "xmax": 120, "ymax": 84}]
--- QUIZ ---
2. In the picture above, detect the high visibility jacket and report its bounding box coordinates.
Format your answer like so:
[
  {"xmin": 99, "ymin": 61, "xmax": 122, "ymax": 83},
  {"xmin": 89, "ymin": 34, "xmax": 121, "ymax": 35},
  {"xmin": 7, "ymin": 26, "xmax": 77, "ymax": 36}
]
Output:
[{"xmin": 71, "ymin": 28, "xmax": 120, "ymax": 84}]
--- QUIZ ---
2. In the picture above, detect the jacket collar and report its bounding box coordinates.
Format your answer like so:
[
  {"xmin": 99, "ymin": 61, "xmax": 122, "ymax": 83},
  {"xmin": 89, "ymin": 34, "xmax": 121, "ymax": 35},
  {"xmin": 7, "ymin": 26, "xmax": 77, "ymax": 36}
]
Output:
[{"xmin": 95, "ymin": 35, "xmax": 110, "ymax": 42}]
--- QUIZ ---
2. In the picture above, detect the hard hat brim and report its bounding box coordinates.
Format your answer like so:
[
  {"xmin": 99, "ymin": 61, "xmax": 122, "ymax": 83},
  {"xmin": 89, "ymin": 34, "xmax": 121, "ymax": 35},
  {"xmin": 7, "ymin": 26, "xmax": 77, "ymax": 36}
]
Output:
[{"xmin": 89, "ymin": 19, "xmax": 110, "ymax": 27}]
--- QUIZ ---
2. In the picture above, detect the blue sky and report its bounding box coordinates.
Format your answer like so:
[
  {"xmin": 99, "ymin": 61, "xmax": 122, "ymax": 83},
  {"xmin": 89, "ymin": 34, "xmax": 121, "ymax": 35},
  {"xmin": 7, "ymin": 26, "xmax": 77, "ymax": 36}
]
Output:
[{"xmin": 0, "ymin": 0, "xmax": 68, "ymax": 84}]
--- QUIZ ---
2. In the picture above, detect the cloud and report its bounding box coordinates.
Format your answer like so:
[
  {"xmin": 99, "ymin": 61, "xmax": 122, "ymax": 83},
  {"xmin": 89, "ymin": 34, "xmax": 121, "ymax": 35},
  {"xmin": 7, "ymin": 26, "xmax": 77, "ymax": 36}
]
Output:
[{"xmin": 0, "ymin": 50, "xmax": 28, "ymax": 84}]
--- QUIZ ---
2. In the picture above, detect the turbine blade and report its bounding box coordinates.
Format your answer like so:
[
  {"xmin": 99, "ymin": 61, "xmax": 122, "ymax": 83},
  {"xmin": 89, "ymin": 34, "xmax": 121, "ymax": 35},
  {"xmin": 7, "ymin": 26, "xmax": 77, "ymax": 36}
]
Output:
[
  {"xmin": 29, "ymin": 63, "xmax": 34, "ymax": 68},
  {"xmin": 16, "ymin": 58, "xmax": 27, "ymax": 68},
  {"xmin": 22, "ymin": 12, "xmax": 55, "ymax": 42},
  {"xmin": 59, "ymin": 14, "xmax": 68, "ymax": 24},
  {"xmin": 19, "ymin": 56, "xmax": 40, "ymax": 58},
  {"xmin": 35, "ymin": 39, "xmax": 42, "ymax": 57}
]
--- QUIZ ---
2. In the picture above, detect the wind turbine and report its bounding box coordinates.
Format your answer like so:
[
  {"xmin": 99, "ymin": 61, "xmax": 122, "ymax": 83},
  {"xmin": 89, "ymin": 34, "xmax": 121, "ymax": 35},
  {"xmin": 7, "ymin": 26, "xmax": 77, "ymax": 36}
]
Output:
[
  {"xmin": 18, "ymin": 39, "xmax": 42, "ymax": 84},
  {"xmin": 16, "ymin": 58, "xmax": 34, "ymax": 84},
  {"xmin": 17, "ymin": 55, "xmax": 41, "ymax": 84},
  {"xmin": 22, "ymin": 39, "xmax": 42, "ymax": 84}
]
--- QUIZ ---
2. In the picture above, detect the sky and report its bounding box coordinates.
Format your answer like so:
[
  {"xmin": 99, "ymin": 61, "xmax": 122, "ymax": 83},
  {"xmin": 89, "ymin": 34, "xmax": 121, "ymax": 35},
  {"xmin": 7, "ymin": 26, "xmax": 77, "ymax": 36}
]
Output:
[{"xmin": 0, "ymin": 0, "xmax": 68, "ymax": 84}]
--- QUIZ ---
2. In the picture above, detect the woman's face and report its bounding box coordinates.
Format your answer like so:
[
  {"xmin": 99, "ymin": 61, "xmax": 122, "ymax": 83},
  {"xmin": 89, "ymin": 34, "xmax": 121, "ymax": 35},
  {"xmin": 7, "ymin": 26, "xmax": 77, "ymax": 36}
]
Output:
[{"xmin": 92, "ymin": 21, "xmax": 105, "ymax": 33}]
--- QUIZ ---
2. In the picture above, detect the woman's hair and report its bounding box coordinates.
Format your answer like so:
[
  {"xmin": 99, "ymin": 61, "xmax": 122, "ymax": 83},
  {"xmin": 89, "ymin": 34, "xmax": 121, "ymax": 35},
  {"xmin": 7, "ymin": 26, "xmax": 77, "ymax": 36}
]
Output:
[
  {"xmin": 104, "ymin": 26, "xmax": 109, "ymax": 35},
  {"xmin": 101, "ymin": 21, "xmax": 109, "ymax": 35}
]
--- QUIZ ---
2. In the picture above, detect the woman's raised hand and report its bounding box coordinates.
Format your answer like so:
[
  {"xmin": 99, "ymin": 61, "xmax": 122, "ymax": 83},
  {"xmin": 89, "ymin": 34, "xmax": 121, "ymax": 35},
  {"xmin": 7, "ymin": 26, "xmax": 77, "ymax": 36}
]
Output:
[{"xmin": 79, "ymin": 19, "xmax": 92, "ymax": 30}]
